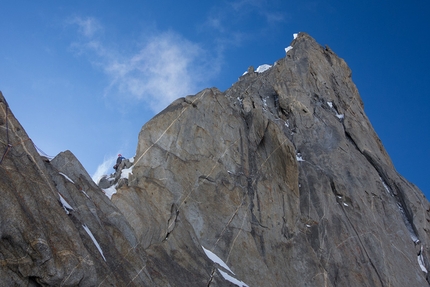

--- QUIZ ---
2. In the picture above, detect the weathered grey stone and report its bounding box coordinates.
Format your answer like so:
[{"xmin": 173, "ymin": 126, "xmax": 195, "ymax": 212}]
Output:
[
  {"xmin": 1, "ymin": 32, "xmax": 429, "ymax": 286},
  {"xmin": 0, "ymin": 95, "xmax": 154, "ymax": 286},
  {"xmin": 122, "ymin": 32, "xmax": 430, "ymax": 286}
]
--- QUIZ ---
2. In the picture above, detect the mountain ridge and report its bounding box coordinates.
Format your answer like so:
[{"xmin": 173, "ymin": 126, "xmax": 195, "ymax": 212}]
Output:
[{"xmin": 1, "ymin": 32, "xmax": 429, "ymax": 286}]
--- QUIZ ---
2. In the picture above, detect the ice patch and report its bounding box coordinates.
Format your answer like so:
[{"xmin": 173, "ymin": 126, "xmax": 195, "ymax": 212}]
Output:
[
  {"xmin": 255, "ymin": 64, "xmax": 272, "ymax": 73},
  {"xmin": 82, "ymin": 224, "xmax": 106, "ymax": 261}
]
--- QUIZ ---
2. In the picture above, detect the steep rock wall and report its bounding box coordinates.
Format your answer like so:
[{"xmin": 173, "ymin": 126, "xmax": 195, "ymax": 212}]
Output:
[
  {"xmin": 1, "ymin": 32, "xmax": 429, "ymax": 286},
  {"xmin": 118, "ymin": 33, "xmax": 430, "ymax": 286}
]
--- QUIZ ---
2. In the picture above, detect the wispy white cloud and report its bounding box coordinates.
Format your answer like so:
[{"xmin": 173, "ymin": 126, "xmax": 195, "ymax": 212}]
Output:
[
  {"xmin": 68, "ymin": 16, "xmax": 102, "ymax": 38},
  {"xmin": 69, "ymin": 17, "xmax": 219, "ymax": 113},
  {"xmin": 91, "ymin": 154, "xmax": 117, "ymax": 183},
  {"xmin": 105, "ymin": 32, "xmax": 212, "ymax": 112}
]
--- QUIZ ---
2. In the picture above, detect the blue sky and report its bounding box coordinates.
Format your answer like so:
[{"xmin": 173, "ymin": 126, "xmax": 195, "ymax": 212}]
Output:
[{"xmin": 1, "ymin": 1, "xmax": 429, "ymax": 197}]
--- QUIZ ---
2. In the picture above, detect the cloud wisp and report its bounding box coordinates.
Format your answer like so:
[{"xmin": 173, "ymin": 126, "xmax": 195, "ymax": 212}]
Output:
[
  {"xmin": 69, "ymin": 17, "xmax": 218, "ymax": 113},
  {"xmin": 106, "ymin": 32, "xmax": 212, "ymax": 112},
  {"xmin": 91, "ymin": 154, "xmax": 117, "ymax": 183},
  {"xmin": 67, "ymin": 16, "xmax": 102, "ymax": 38}
]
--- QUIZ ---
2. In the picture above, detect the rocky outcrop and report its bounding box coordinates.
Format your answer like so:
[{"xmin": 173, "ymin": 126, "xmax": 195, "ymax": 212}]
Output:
[
  {"xmin": 0, "ymin": 95, "xmax": 153, "ymax": 286},
  {"xmin": 1, "ymin": 32, "xmax": 429, "ymax": 286}
]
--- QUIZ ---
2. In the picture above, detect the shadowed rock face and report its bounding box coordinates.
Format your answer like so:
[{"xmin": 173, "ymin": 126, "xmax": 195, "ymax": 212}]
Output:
[{"xmin": 1, "ymin": 33, "xmax": 429, "ymax": 286}]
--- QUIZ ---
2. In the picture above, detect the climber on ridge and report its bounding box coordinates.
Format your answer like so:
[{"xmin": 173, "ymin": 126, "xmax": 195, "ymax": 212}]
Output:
[{"xmin": 113, "ymin": 154, "xmax": 125, "ymax": 171}]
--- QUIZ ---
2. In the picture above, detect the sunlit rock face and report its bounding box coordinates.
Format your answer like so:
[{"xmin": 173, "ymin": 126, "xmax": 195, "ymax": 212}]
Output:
[{"xmin": 1, "ymin": 33, "xmax": 430, "ymax": 286}]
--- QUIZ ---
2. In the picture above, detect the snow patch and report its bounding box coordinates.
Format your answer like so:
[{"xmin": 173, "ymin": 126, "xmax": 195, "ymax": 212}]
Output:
[
  {"xmin": 103, "ymin": 185, "xmax": 117, "ymax": 199},
  {"xmin": 381, "ymin": 178, "xmax": 420, "ymax": 244},
  {"xmin": 262, "ymin": 96, "xmax": 268, "ymax": 107},
  {"xmin": 397, "ymin": 202, "xmax": 420, "ymax": 243},
  {"xmin": 327, "ymin": 101, "xmax": 344, "ymax": 120},
  {"xmin": 202, "ymin": 246, "xmax": 234, "ymax": 274},
  {"xmin": 381, "ymin": 178, "xmax": 392, "ymax": 194},
  {"xmin": 218, "ymin": 269, "xmax": 249, "ymax": 287},
  {"xmin": 82, "ymin": 224, "xmax": 106, "ymax": 261},
  {"xmin": 121, "ymin": 167, "xmax": 133, "ymax": 179},
  {"xmin": 255, "ymin": 64, "xmax": 272, "ymax": 73},
  {"xmin": 59, "ymin": 172, "xmax": 74, "ymax": 184},
  {"xmin": 293, "ymin": 33, "xmax": 298, "ymax": 39},
  {"xmin": 343, "ymin": 202, "xmax": 349, "ymax": 207},
  {"xmin": 58, "ymin": 193, "xmax": 74, "ymax": 214},
  {"xmin": 285, "ymin": 46, "xmax": 293, "ymax": 54},
  {"xmin": 296, "ymin": 153, "xmax": 304, "ymax": 162},
  {"xmin": 418, "ymin": 246, "xmax": 428, "ymax": 273},
  {"xmin": 81, "ymin": 190, "xmax": 90, "ymax": 198},
  {"xmin": 336, "ymin": 113, "xmax": 344, "ymax": 120},
  {"xmin": 237, "ymin": 97, "xmax": 243, "ymax": 107}
]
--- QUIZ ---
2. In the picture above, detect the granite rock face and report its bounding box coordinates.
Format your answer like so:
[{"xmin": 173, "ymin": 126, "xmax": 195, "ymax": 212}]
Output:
[
  {"xmin": 0, "ymin": 96, "xmax": 155, "ymax": 286},
  {"xmin": 1, "ymin": 33, "xmax": 429, "ymax": 286}
]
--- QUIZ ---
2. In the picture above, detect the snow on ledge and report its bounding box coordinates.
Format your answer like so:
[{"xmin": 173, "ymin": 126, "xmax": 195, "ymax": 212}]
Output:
[
  {"xmin": 103, "ymin": 185, "xmax": 117, "ymax": 199},
  {"xmin": 380, "ymin": 178, "xmax": 392, "ymax": 194},
  {"xmin": 202, "ymin": 246, "xmax": 234, "ymax": 274},
  {"xmin": 59, "ymin": 172, "xmax": 74, "ymax": 184},
  {"xmin": 202, "ymin": 246, "xmax": 249, "ymax": 287},
  {"xmin": 255, "ymin": 64, "xmax": 272, "ymax": 73},
  {"xmin": 418, "ymin": 246, "xmax": 428, "ymax": 273},
  {"xmin": 121, "ymin": 167, "xmax": 133, "ymax": 179},
  {"xmin": 58, "ymin": 193, "xmax": 74, "ymax": 214},
  {"xmin": 285, "ymin": 46, "xmax": 293, "ymax": 54},
  {"xmin": 218, "ymin": 269, "xmax": 249, "ymax": 287},
  {"xmin": 82, "ymin": 224, "xmax": 106, "ymax": 261},
  {"xmin": 336, "ymin": 113, "xmax": 344, "ymax": 120}
]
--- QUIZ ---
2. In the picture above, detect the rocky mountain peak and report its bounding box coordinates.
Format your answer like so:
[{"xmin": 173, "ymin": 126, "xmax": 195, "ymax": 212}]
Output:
[{"xmin": 1, "ymin": 33, "xmax": 429, "ymax": 286}]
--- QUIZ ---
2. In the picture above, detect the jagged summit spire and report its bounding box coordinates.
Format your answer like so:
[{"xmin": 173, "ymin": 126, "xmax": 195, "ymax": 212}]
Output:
[{"xmin": 1, "ymin": 34, "xmax": 429, "ymax": 286}]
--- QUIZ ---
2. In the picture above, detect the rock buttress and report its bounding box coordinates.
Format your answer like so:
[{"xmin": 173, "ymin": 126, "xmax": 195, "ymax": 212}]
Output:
[{"xmin": 118, "ymin": 33, "xmax": 430, "ymax": 286}]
